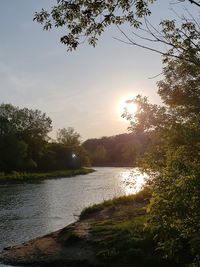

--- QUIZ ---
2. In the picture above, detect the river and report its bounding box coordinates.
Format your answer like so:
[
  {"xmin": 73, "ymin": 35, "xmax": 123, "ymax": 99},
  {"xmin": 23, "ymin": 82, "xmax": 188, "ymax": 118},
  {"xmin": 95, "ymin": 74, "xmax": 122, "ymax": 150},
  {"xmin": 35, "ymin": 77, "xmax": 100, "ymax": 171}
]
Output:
[{"xmin": 0, "ymin": 167, "xmax": 146, "ymax": 267}]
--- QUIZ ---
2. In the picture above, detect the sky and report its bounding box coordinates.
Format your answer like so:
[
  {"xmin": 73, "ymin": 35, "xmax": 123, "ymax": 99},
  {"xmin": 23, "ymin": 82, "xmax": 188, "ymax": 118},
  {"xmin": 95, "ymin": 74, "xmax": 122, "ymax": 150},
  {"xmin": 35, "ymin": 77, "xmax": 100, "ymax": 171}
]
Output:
[{"xmin": 0, "ymin": 0, "xmax": 197, "ymax": 141}]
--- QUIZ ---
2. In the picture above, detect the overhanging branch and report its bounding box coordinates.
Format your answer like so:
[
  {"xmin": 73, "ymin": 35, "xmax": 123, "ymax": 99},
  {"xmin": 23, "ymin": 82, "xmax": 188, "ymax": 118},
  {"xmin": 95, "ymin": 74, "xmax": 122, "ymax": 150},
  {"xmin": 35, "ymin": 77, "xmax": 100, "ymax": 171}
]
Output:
[{"xmin": 188, "ymin": 0, "xmax": 200, "ymax": 7}]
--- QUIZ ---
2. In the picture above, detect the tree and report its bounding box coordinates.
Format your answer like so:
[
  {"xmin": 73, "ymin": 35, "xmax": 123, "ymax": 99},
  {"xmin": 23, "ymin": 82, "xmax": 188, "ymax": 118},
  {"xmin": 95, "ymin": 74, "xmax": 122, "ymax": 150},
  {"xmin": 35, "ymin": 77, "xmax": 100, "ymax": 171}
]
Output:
[
  {"xmin": 55, "ymin": 127, "xmax": 90, "ymax": 168},
  {"xmin": 34, "ymin": 0, "xmax": 155, "ymax": 50},
  {"xmin": 83, "ymin": 132, "xmax": 150, "ymax": 166},
  {"xmin": 57, "ymin": 127, "xmax": 81, "ymax": 146},
  {"xmin": 122, "ymin": 18, "xmax": 200, "ymax": 265},
  {"xmin": 117, "ymin": 15, "xmax": 200, "ymax": 65},
  {"xmin": 0, "ymin": 135, "xmax": 28, "ymax": 172},
  {"xmin": 34, "ymin": 1, "xmax": 200, "ymax": 264},
  {"xmin": 0, "ymin": 104, "xmax": 52, "ymax": 172},
  {"xmin": 0, "ymin": 104, "xmax": 52, "ymax": 138},
  {"xmin": 93, "ymin": 145, "xmax": 108, "ymax": 165},
  {"xmin": 187, "ymin": 0, "xmax": 200, "ymax": 7},
  {"xmin": 38, "ymin": 142, "xmax": 76, "ymax": 170},
  {"xmin": 34, "ymin": 0, "xmax": 200, "ymax": 52}
]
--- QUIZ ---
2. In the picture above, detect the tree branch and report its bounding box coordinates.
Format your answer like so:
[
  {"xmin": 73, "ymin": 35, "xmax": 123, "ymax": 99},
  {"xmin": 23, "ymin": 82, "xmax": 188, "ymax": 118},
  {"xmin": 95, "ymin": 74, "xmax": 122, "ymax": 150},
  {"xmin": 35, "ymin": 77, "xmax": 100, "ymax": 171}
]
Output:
[{"xmin": 187, "ymin": 0, "xmax": 200, "ymax": 7}]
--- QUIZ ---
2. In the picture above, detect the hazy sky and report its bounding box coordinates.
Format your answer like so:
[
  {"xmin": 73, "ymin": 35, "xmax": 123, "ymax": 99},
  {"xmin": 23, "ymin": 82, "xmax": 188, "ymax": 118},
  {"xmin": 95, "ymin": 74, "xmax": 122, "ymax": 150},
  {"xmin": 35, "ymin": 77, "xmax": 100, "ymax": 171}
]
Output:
[{"xmin": 0, "ymin": 0, "xmax": 197, "ymax": 140}]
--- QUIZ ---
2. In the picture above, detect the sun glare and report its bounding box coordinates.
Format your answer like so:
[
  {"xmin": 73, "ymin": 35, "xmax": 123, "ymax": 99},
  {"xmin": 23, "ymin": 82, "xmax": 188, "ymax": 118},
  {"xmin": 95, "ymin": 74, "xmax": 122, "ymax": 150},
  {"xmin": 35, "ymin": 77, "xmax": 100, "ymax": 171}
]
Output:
[
  {"xmin": 126, "ymin": 102, "xmax": 138, "ymax": 114},
  {"xmin": 118, "ymin": 96, "xmax": 138, "ymax": 117}
]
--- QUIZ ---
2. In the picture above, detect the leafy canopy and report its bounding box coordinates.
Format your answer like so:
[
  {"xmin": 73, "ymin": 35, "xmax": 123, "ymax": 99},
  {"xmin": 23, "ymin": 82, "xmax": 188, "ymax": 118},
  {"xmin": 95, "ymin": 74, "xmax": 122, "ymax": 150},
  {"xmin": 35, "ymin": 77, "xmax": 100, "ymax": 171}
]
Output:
[
  {"xmin": 0, "ymin": 104, "xmax": 52, "ymax": 172},
  {"xmin": 34, "ymin": 0, "xmax": 155, "ymax": 50},
  {"xmin": 123, "ymin": 16, "xmax": 200, "ymax": 266},
  {"xmin": 56, "ymin": 127, "xmax": 81, "ymax": 146}
]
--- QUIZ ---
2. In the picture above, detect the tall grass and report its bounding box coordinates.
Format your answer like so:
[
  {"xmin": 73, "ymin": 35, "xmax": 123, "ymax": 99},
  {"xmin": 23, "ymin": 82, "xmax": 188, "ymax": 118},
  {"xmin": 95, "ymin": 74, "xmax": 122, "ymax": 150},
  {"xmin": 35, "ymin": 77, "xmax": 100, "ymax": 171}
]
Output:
[{"xmin": 0, "ymin": 168, "xmax": 94, "ymax": 182}]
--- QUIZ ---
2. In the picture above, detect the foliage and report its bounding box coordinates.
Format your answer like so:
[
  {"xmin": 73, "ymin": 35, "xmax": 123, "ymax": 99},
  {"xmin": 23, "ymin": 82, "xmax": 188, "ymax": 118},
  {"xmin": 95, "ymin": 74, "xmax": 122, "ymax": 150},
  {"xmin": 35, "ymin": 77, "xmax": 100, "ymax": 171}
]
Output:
[
  {"xmin": 34, "ymin": 0, "xmax": 200, "ymax": 264},
  {"xmin": 123, "ymin": 17, "xmax": 200, "ymax": 266},
  {"xmin": 83, "ymin": 132, "xmax": 150, "ymax": 166},
  {"xmin": 92, "ymin": 145, "xmax": 108, "ymax": 164},
  {"xmin": 33, "ymin": 0, "xmax": 200, "ymax": 56},
  {"xmin": 38, "ymin": 141, "xmax": 90, "ymax": 171},
  {"xmin": 0, "ymin": 104, "xmax": 52, "ymax": 172},
  {"xmin": 0, "ymin": 104, "xmax": 90, "ymax": 174},
  {"xmin": 53, "ymin": 127, "xmax": 90, "ymax": 169},
  {"xmin": 38, "ymin": 142, "xmax": 76, "ymax": 170},
  {"xmin": 0, "ymin": 103, "xmax": 52, "ymax": 138},
  {"xmin": 79, "ymin": 187, "xmax": 151, "ymax": 220},
  {"xmin": 57, "ymin": 127, "xmax": 81, "ymax": 146},
  {"xmin": 34, "ymin": 0, "xmax": 155, "ymax": 50},
  {"xmin": 79, "ymin": 188, "xmax": 175, "ymax": 266},
  {"xmin": 0, "ymin": 168, "xmax": 94, "ymax": 182}
]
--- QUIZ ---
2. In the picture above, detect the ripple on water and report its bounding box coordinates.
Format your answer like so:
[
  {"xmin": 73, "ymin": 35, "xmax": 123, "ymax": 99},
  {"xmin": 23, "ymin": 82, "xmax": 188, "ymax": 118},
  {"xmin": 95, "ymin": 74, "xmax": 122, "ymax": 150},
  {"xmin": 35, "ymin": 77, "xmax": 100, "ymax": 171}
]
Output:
[{"xmin": 0, "ymin": 167, "xmax": 147, "ymax": 265}]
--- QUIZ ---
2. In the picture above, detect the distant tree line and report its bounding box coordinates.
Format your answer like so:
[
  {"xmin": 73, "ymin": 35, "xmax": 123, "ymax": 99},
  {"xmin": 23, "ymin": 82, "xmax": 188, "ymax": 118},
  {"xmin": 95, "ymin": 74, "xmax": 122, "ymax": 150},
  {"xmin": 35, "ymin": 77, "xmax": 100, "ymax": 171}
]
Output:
[
  {"xmin": 83, "ymin": 132, "xmax": 150, "ymax": 167},
  {"xmin": 0, "ymin": 104, "xmax": 90, "ymax": 173}
]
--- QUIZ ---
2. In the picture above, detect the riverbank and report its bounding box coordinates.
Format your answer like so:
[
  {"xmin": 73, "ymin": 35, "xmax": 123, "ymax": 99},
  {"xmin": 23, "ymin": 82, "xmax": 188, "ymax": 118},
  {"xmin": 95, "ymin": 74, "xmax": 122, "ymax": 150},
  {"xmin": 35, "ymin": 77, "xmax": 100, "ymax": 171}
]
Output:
[
  {"xmin": 0, "ymin": 188, "xmax": 176, "ymax": 267},
  {"xmin": 0, "ymin": 168, "xmax": 95, "ymax": 183}
]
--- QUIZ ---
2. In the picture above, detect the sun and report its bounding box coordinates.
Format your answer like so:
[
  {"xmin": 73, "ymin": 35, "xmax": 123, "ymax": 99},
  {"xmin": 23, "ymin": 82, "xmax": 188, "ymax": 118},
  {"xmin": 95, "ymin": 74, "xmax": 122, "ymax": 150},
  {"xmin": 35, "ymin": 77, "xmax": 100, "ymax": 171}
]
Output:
[
  {"xmin": 125, "ymin": 101, "xmax": 138, "ymax": 114},
  {"xmin": 118, "ymin": 96, "xmax": 138, "ymax": 117}
]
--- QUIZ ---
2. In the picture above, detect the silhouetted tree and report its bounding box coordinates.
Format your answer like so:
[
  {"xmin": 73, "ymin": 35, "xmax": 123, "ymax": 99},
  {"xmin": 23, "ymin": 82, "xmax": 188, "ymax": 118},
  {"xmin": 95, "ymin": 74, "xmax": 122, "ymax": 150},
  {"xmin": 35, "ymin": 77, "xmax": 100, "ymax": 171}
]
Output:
[
  {"xmin": 34, "ymin": 0, "xmax": 155, "ymax": 50},
  {"xmin": 34, "ymin": 0, "xmax": 200, "ymax": 54},
  {"xmin": 0, "ymin": 104, "xmax": 52, "ymax": 172},
  {"xmin": 57, "ymin": 127, "xmax": 81, "ymax": 146},
  {"xmin": 123, "ymin": 17, "xmax": 200, "ymax": 265}
]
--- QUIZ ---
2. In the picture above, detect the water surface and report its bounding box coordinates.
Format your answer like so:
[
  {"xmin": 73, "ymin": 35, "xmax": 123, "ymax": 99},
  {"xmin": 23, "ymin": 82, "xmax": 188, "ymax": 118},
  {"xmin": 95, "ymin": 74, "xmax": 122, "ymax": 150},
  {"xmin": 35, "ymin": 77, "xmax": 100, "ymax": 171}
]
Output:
[{"xmin": 0, "ymin": 167, "xmax": 146, "ymax": 266}]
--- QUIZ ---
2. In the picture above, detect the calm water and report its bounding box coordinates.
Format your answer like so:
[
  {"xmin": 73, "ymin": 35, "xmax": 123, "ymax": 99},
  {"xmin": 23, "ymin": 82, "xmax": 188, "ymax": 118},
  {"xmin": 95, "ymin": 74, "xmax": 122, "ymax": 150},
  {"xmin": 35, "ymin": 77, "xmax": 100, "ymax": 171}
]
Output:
[{"xmin": 0, "ymin": 167, "xmax": 146, "ymax": 267}]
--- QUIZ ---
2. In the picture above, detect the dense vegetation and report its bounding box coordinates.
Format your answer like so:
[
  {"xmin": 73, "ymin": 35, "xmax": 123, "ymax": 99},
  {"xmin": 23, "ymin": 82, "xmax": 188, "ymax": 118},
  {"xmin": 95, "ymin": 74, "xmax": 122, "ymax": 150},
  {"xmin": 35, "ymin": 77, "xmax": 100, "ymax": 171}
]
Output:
[
  {"xmin": 122, "ymin": 18, "xmax": 200, "ymax": 267},
  {"xmin": 77, "ymin": 188, "xmax": 177, "ymax": 267},
  {"xmin": 0, "ymin": 104, "xmax": 90, "ymax": 174},
  {"xmin": 0, "ymin": 168, "xmax": 94, "ymax": 183},
  {"xmin": 83, "ymin": 132, "xmax": 149, "ymax": 167}
]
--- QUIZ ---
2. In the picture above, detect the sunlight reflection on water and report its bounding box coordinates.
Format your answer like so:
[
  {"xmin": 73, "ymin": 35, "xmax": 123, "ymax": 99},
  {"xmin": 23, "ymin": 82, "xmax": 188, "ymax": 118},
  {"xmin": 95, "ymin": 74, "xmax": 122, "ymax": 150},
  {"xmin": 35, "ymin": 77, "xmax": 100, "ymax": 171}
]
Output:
[
  {"xmin": 119, "ymin": 168, "xmax": 148, "ymax": 195},
  {"xmin": 0, "ymin": 167, "xmax": 148, "ymax": 267}
]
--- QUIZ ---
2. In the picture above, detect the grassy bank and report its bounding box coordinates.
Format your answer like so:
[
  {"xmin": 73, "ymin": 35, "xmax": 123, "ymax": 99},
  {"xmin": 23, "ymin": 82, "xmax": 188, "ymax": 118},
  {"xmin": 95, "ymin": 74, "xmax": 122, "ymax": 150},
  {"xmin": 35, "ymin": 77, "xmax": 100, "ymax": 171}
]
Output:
[
  {"xmin": 0, "ymin": 168, "xmax": 95, "ymax": 182},
  {"xmin": 79, "ymin": 189, "xmax": 175, "ymax": 266},
  {"xmin": 1, "ymin": 188, "xmax": 178, "ymax": 266},
  {"xmin": 62, "ymin": 188, "xmax": 176, "ymax": 267}
]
